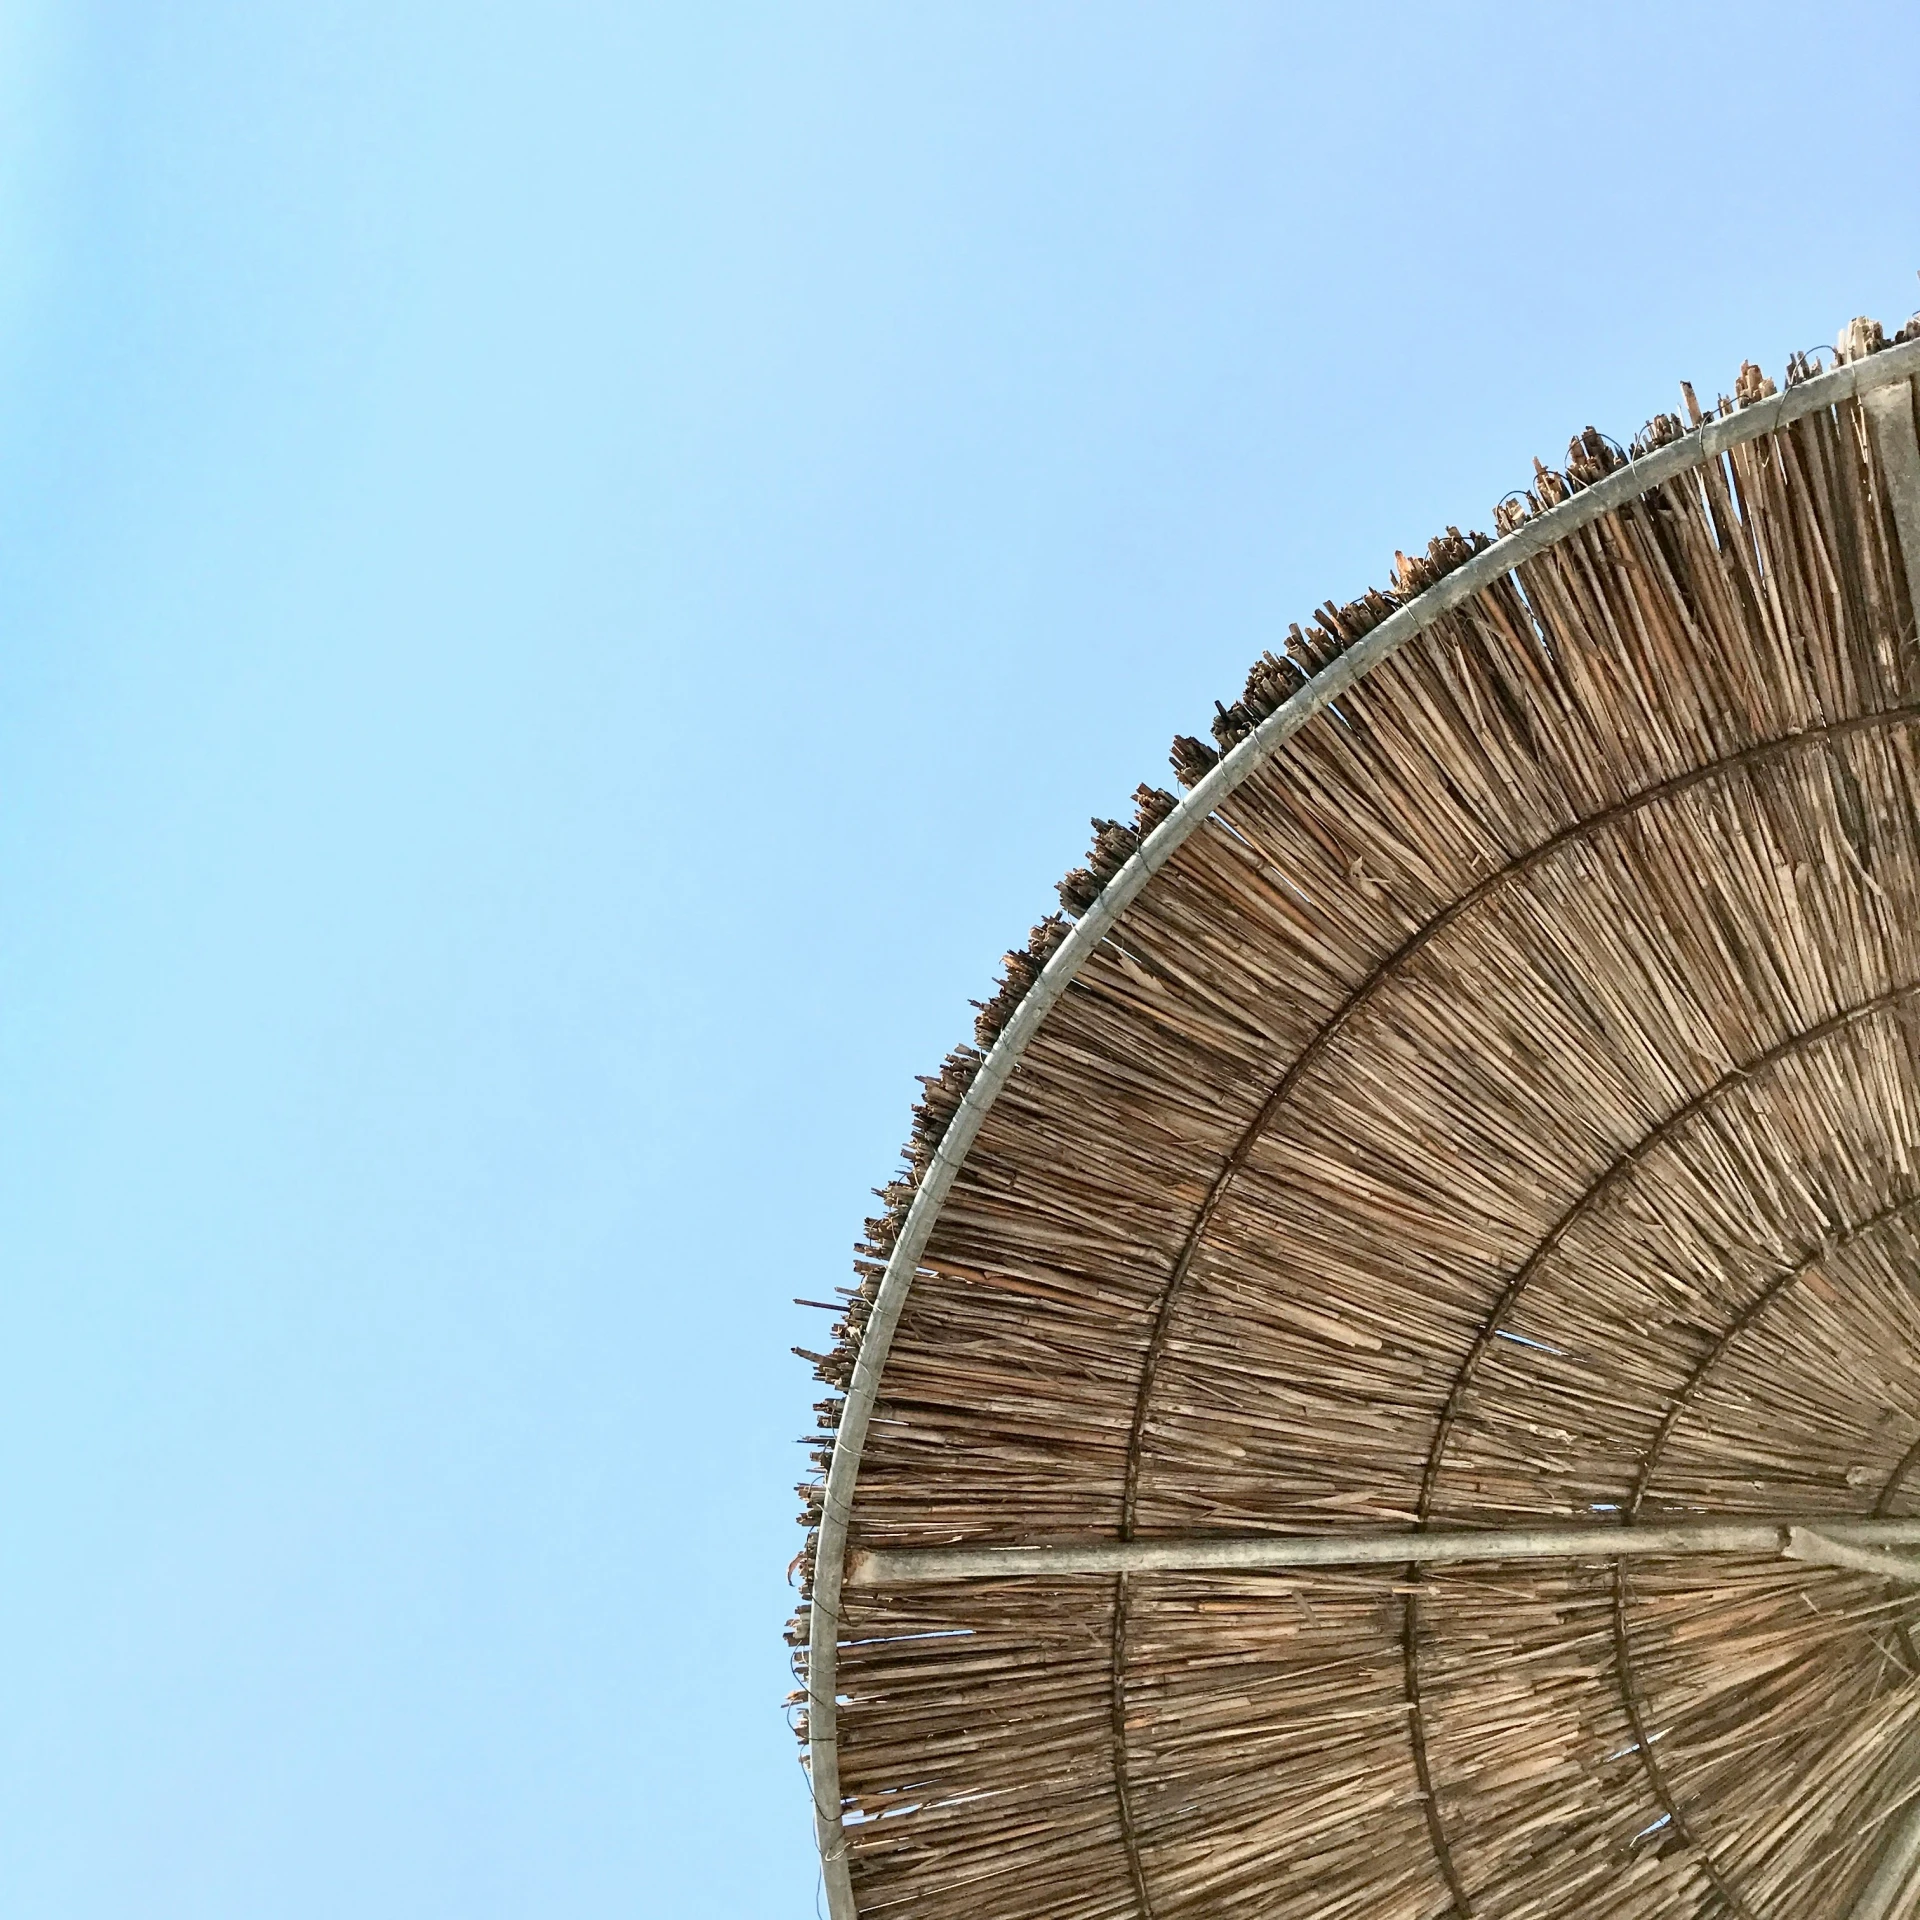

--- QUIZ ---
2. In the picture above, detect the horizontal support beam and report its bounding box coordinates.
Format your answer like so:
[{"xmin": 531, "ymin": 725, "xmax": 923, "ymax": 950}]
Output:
[
  {"xmin": 847, "ymin": 1517, "xmax": 1920, "ymax": 1586},
  {"xmin": 1786, "ymin": 1526, "xmax": 1920, "ymax": 1585}
]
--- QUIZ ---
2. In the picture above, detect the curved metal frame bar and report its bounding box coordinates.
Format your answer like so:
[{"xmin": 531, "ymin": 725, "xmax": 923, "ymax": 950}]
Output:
[
  {"xmin": 805, "ymin": 334, "xmax": 1920, "ymax": 1919},
  {"xmin": 1605, "ymin": 1191, "xmax": 1920, "ymax": 1915}
]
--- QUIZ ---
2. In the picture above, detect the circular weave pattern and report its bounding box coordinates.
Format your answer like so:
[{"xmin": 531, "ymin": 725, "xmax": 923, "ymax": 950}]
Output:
[{"xmin": 796, "ymin": 338, "xmax": 1920, "ymax": 1920}]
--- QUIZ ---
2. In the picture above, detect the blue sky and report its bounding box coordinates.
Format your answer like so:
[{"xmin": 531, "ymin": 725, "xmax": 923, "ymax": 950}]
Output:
[{"xmin": 0, "ymin": 5, "xmax": 1914, "ymax": 1916}]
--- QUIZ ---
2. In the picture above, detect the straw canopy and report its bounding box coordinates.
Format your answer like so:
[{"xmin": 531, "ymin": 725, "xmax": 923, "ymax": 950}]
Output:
[{"xmin": 792, "ymin": 317, "xmax": 1920, "ymax": 1919}]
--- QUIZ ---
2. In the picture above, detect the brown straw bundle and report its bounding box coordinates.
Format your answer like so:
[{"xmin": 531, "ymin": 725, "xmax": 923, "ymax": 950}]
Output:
[{"xmin": 793, "ymin": 316, "xmax": 1920, "ymax": 1919}]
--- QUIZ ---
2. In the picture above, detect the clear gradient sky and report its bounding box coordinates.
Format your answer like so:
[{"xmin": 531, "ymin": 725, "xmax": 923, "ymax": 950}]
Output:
[{"xmin": 0, "ymin": 5, "xmax": 1916, "ymax": 1916}]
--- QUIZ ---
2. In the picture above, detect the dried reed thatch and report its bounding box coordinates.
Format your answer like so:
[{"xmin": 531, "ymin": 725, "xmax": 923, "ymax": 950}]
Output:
[{"xmin": 792, "ymin": 315, "xmax": 1920, "ymax": 1919}]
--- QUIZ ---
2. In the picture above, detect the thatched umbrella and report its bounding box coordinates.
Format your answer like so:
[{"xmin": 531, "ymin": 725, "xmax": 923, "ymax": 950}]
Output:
[{"xmin": 792, "ymin": 315, "xmax": 1920, "ymax": 1920}]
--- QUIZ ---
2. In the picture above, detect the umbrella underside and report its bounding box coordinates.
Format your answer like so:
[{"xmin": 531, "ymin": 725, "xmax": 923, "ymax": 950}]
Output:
[{"xmin": 795, "ymin": 323, "xmax": 1920, "ymax": 1919}]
